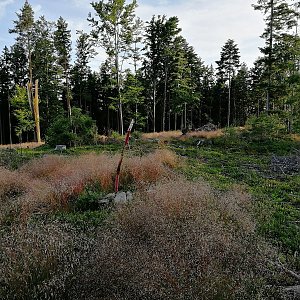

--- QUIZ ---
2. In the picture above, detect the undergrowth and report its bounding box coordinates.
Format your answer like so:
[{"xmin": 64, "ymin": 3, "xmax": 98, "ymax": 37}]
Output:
[{"xmin": 173, "ymin": 130, "xmax": 300, "ymax": 271}]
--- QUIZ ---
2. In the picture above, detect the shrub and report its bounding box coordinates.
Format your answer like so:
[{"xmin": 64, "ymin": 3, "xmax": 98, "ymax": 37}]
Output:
[
  {"xmin": 245, "ymin": 114, "xmax": 286, "ymax": 140},
  {"xmin": 46, "ymin": 108, "xmax": 97, "ymax": 147}
]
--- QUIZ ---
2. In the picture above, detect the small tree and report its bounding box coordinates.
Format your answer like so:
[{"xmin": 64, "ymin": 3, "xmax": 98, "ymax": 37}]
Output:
[
  {"xmin": 46, "ymin": 108, "xmax": 97, "ymax": 147},
  {"xmin": 10, "ymin": 85, "xmax": 34, "ymax": 142}
]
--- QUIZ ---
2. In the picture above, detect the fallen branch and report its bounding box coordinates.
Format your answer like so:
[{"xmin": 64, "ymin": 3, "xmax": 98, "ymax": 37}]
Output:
[
  {"xmin": 283, "ymin": 285, "xmax": 300, "ymax": 295},
  {"xmin": 275, "ymin": 258, "xmax": 300, "ymax": 281}
]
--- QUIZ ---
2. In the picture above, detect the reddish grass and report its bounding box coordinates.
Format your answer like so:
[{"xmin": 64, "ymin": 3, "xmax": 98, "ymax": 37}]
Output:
[
  {"xmin": 186, "ymin": 129, "xmax": 223, "ymax": 139},
  {"xmin": 0, "ymin": 149, "xmax": 178, "ymax": 221},
  {"xmin": 0, "ymin": 173, "xmax": 278, "ymax": 299}
]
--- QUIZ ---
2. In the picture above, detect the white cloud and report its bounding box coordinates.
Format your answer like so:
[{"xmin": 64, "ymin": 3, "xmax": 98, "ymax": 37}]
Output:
[
  {"xmin": 32, "ymin": 4, "xmax": 42, "ymax": 15},
  {"xmin": 136, "ymin": 0, "xmax": 265, "ymax": 67},
  {"xmin": 0, "ymin": 0, "xmax": 14, "ymax": 19}
]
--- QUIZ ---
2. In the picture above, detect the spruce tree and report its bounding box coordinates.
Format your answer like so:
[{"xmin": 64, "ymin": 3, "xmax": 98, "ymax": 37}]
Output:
[
  {"xmin": 9, "ymin": 0, "xmax": 35, "ymax": 113},
  {"xmin": 54, "ymin": 17, "xmax": 72, "ymax": 119},
  {"xmin": 216, "ymin": 39, "xmax": 240, "ymax": 127}
]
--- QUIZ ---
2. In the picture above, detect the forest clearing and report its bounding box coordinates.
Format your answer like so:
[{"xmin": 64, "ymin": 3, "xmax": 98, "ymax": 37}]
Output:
[
  {"xmin": 1, "ymin": 0, "xmax": 300, "ymax": 298},
  {"xmin": 0, "ymin": 128, "xmax": 300, "ymax": 299}
]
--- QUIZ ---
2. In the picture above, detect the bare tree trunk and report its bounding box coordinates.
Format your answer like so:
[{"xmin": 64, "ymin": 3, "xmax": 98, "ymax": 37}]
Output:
[
  {"xmin": 153, "ymin": 82, "xmax": 156, "ymax": 132},
  {"xmin": 0, "ymin": 112, "xmax": 3, "ymax": 145},
  {"xmin": 266, "ymin": 0, "xmax": 274, "ymax": 113},
  {"xmin": 33, "ymin": 79, "xmax": 41, "ymax": 142},
  {"xmin": 65, "ymin": 59, "xmax": 72, "ymax": 119},
  {"xmin": 8, "ymin": 100, "xmax": 12, "ymax": 148},
  {"xmin": 162, "ymin": 66, "xmax": 168, "ymax": 131},
  {"xmin": 227, "ymin": 74, "xmax": 231, "ymax": 127}
]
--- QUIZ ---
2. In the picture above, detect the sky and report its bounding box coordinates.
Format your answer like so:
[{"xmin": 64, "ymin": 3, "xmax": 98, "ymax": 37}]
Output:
[{"xmin": 0, "ymin": 0, "xmax": 266, "ymax": 70}]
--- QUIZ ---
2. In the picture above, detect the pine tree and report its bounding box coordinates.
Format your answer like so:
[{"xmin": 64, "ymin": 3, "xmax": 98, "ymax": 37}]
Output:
[
  {"xmin": 33, "ymin": 16, "xmax": 61, "ymax": 132},
  {"xmin": 9, "ymin": 0, "xmax": 35, "ymax": 113},
  {"xmin": 216, "ymin": 39, "xmax": 240, "ymax": 127},
  {"xmin": 54, "ymin": 16, "xmax": 72, "ymax": 118},
  {"xmin": 253, "ymin": 0, "xmax": 299, "ymax": 111},
  {"xmin": 72, "ymin": 31, "xmax": 96, "ymax": 111}
]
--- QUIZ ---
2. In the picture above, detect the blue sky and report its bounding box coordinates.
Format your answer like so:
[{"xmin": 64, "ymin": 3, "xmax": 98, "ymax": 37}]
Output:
[{"xmin": 0, "ymin": 0, "xmax": 265, "ymax": 69}]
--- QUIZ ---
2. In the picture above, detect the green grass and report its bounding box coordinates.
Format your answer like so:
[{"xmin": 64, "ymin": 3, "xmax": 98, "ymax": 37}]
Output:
[
  {"xmin": 54, "ymin": 210, "xmax": 111, "ymax": 229},
  {"xmin": 172, "ymin": 135, "xmax": 300, "ymax": 266}
]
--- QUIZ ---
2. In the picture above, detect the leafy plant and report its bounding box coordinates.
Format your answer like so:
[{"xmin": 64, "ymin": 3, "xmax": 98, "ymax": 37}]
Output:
[
  {"xmin": 245, "ymin": 114, "xmax": 286, "ymax": 140},
  {"xmin": 46, "ymin": 108, "xmax": 97, "ymax": 147}
]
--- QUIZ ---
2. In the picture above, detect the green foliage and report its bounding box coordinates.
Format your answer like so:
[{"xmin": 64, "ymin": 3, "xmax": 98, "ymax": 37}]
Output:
[
  {"xmin": 131, "ymin": 130, "xmax": 142, "ymax": 139},
  {"xmin": 0, "ymin": 149, "xmax": 32, "ymax": 170},
  {"xmin": 55, "ymin": 210, "xmax": 110, "ymax": 228},
  {"xmin": 245, "ymin": 114, "xmax": 286, "ymax": 140},
  {"xmin": 10, "ymin": 85, "xmax": 35, "ymax": 139},
  {"xmin": 72, "ymin": 183, "xmax": 105, "ymax": 212},
  {"xmin": 175, "ymin": 134, "xmax": 300, "ymax": 266},
  {"xmin": 46, "ymin": 108, "xmax": 97, "ymax": 147}
]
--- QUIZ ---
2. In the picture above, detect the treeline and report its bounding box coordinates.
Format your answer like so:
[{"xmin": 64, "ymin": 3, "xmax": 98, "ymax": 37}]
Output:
[{"xmin": 0, "ymin": 0, "xmax": 299, "ymax": 144}]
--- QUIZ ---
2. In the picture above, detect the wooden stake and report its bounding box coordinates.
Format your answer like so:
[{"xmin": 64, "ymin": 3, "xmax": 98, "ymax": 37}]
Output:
[{"xmin": 115, "ymin": 119, "xmax": 134, "ymax": 193}]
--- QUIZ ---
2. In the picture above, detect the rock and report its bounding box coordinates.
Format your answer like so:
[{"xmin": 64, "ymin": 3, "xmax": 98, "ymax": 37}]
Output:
[
  {"xmin": 98, "ymin": 198, "xmax": 111, "ymax": 205},
  {"xmin": 98, "ymin": 191, "xmax": 134, "ymax": 206},
  {"xmin": 104, "ymin": 193, "xmax": 116, "ymax": 200},
  {"xmin": 126, "ymin": 191, "xmax": 133, "ymax": 201},
  {"xmin": 113, "ymin": 191, "xmax": 127, "ymax": 204},
  {"xmin": 197, "ymin": 123, "xmax": 217, "ymax": 132},
  {"xmin": 54, "ymin": 145, "xmax": 67, "ymax": 151}
]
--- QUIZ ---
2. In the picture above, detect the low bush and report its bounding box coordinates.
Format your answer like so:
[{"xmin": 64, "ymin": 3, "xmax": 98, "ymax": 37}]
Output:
[
  {"xmin": 245, "ymin": 114, "xmax": 286, "ymax": 140},
  {"xmin": 46, "ymin": 108, "xmax": 98, "ymax": 147}
]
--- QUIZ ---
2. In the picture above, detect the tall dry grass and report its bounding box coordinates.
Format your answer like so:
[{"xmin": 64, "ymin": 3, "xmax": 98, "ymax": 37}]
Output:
[
  {"xmin": 0, "ymin": 175, "xmax": 279, "ymax": 299},
  {"xmin": 72, "ymin": 178, "xmax": 275, "ymax": 300},
  {"xmin": 142, "ymin": 130, "xmax": 223, "ymax": 142},
  {"xmin": 0, "ymin": 142, "xmax": 45, "ymax": 149},
  {"xmin": 0, "ymin": 223, "xmax": 93, "ymax": 300},
  {"xmin": 0, "ymin": 149, "xmax": 178, "ymax": 221}
]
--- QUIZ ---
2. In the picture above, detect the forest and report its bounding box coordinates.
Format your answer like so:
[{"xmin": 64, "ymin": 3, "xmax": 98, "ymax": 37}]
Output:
[{"xmin": 0, "ymin": 0, "xmax": 299, "ymax": 145}]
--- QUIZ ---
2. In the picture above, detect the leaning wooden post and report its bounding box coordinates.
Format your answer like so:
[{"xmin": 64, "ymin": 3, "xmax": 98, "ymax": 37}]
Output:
[
  {"xmin": 115, "ymin": 119, "xmax": 134, "ymax": 193},
  {"xmin": 33, "ymin": 79, "xmax": 41, "ymax": 143}
]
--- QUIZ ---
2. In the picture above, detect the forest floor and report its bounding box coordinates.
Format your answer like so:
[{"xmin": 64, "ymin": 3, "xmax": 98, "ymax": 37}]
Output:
[{"xmin": 0, "ymin": 130, "xmax": 299, "ymax": 299}]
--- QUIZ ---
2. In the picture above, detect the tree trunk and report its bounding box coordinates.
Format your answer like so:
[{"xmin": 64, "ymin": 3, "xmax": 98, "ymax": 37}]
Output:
[
  {"xmin": 33, "ymin": 79, "xmax": 41, "ymax": 143},
  {"xmin": 0, "ymin": 112, "xmax": 3, "ymax": 145},
  {"xmin": 227, "ymin": 74, "xmax": 231, "ymax": 127},
  {"xmin": 153, "ymin": 81, "xmax": 156, "ymax": 132},
  {"xmin": 8, "ymin": 101, "xmax": 12, "ymax": 148},
  {"xmin": 162, "ymin": 66, "xmax": 168, "ymax": 131},
  {"xmin": 267, "ymin": 0, "xmax": 274, "ymax": 113}
]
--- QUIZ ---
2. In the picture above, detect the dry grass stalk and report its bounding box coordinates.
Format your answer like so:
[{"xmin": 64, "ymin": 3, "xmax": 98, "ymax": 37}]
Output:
[
  {"xmin": 74, "ymin": 177, "xmax": 272, "ymax": 299},
  {"xmin": 0, "ymin": 142, "xmax": 45, "ymax": 149},
  {"xmin": 142, "ymin": 130, "xmax": 223, "ymax": 142},
  {"xmin": 1, "ymin": 149, "xmax": 178, "ymax": 221},
  {"xmin": 186, "ymin": 129, "xmax": 223, "ymax": 139}
]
